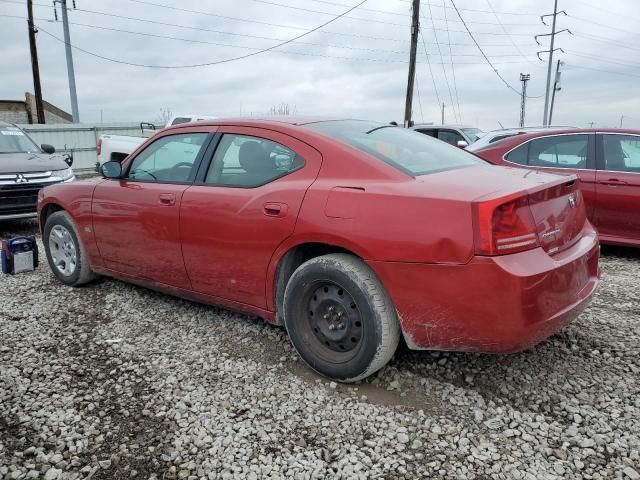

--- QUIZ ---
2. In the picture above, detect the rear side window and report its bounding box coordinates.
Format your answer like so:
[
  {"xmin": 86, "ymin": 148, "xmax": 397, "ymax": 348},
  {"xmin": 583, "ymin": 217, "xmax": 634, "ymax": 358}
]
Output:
[
  {"xmin": 602, "ymin": 135, "xmax": 640, "ymax": 173},
  {"xmin": 307, "ymin": 120, "xmax": 484, "ymax": 176},
  {"xmin": 505, "ymin": 143, "xmax": 528, "ymax": 165},
  {"xmin": 506, "ymin": 135, "xmax": 589, "ymax": 169},
  {"xmin": 205, "ymin": 134, "xmax": 304, "ymax": 187}
]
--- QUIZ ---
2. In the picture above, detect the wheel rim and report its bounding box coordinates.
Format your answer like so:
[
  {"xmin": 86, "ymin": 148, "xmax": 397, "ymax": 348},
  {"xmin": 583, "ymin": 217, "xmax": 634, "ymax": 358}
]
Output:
[
  {"xmin": 304, "ymin": 281, "xmax": 363, "ymax": 362},
  {"xmin": 48, "ymin": 225, "xmax": 77, "ymax": 276}
]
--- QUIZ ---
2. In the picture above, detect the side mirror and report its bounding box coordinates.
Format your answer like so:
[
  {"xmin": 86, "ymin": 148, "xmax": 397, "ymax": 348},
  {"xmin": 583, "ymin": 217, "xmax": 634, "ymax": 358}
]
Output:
[
  {"xmin": 63, "ymin": 152, "xmax": 73, "ymax": 167},
  {"xmin": 457, "ymin": 140, "xmax": 469, "ymax": 149},
  {"xmin": 41, "ymin": 144, "xmax": 55, "ymax": 154},
  {"xmin": 101, "ymin": 161, "xmax": 122, "ymax": 179}
]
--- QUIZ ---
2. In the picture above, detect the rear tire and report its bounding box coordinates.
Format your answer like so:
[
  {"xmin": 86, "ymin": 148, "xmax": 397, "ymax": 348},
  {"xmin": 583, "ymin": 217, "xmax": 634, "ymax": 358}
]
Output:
[
  {"xmin": 283, "ymin": 253, "xmax": 400, "ymax": 382},
  {"xmin": 43, "ymin": 211, "xmax": 97, "ymax": 286}
]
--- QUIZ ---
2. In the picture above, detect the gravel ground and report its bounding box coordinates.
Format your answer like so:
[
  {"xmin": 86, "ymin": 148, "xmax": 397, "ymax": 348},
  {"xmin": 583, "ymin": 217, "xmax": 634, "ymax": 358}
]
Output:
[{"xmin": 1, "ymin": 219, "xmax": 638, "ymax": 479}]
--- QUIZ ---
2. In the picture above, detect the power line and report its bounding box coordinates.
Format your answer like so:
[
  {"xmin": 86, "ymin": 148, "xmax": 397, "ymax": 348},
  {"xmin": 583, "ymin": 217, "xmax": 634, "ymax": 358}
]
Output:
[
  {"xmin": 484, "ymin": 0, "xmax": 534, "ymax": 65},
  {"xmin": 122, "ymin": 0, "xmax": 538, "ymax": 27},
  {"xmin": 400, "ymin": 0, "xmax": 539, "ymax": 17},
  {"xmin": 564, "ymin": 63, "xmax": 640, "ymax": 79},
  {"xmin": 247, "ymin": 0, "xmax": 408, "ymax": 27},
  {"xmin": 448, "ymin": 0, "xmax": 542, "ymax": 98},
  {"xmin": 424, "ymin": 5, "xmax": 458, "ymax": 123},
  {"xmin": 572, "ymin": 31, "xmax": 640, "ymax": 53},
  {"xmin": 567, "ymin": 15, "xmax": 640, "ymax": 38},
  {"xmin": 4, "ymin": 12, "xmax": 539, "ymax": 60},
  {"xmin": 26, "ymin": 20, "xmax": 538, "ymax": 67},
  {"xmin": 2, "ymin": 0, "xmax": 542, "ymax": 37},
  {"xmin": 574, "ymin": 0, "xmax": 640, "ymax": 24},
  {"xmin": 419, "ymin": 29, "xmax": 443, "ymax": 110},
  {"xmin": 34, "ymin": 0, "xmax": 372, "ymax": 68},
  {"xmin": 566, "ymin": 51, "xmax": 640, "ymax": 69},
  {"xmin": 442, "ymin": 0, "xmax": 462, "ymax": 123}
]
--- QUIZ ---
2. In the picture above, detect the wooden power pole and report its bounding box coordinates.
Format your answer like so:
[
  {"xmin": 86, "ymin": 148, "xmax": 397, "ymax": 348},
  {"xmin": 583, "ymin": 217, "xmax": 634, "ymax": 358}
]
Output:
[
  {"xmin": 404, "ymin": 0, "xmax": 420, "ymax": 128},
  {"xmin": 27, "ymin": 0, "xmax": 45, "ymax": 124}
]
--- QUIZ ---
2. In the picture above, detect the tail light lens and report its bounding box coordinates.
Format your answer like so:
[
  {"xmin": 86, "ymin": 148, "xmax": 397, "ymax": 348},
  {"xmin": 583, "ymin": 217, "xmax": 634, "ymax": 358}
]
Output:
[
  {"xmin": 96, "ymin": 138, "xmax": 102, "ymax": 156},
  {"xmin": 473, "ymin": 195, "xmax": 539, "ymax": 255}
]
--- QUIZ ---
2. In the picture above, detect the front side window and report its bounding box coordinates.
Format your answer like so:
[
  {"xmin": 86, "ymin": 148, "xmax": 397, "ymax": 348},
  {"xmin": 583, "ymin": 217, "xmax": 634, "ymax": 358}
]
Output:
[
  {"xmin": 205, "ymin": 134, "xmax": 304, "ymax": 187},
  {"xmin": 507, "ymin": 135, "xmax": 589, "ymax": 169},
  {"xmin": 602, "ymin": 135, "xmax": 640, "ymax": 173},
  {"xmin": 127, "ymin": 133, "xmax": 207, "ymax": 183},
  {"xmin": 307, "ymin": 120, "xmax": 484, "ymax": 176}
]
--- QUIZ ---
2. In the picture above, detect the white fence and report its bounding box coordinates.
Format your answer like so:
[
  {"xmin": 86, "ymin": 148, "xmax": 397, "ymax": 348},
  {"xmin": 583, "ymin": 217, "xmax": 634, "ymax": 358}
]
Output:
[{"xmin": 17, "ymin": 123, "xmax": 162, "ymax": 172}]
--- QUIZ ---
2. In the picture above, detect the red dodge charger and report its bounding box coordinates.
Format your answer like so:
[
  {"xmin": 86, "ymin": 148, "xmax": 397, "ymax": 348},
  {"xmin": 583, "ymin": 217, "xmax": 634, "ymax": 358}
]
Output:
[{"xmin": 38, "ymin": 119, "xmax": 600, "ymax": 382}]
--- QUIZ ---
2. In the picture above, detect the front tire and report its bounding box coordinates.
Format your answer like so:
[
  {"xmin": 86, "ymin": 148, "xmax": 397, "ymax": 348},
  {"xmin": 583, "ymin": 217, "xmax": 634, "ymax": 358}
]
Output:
[
  {"xmin": 283, "ymin": 253, "xmax": 400, "ymax": 382},
  {"xmin": 44, "ymin": 211, "xmax": 97, "ymax": 286}
]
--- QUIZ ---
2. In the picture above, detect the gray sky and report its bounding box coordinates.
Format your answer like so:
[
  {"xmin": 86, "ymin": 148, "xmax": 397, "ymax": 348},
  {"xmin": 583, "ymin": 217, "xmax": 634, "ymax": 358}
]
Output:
[{"xmin": 1, "ymin": 0, "xmax": 639, "ymax": 130}]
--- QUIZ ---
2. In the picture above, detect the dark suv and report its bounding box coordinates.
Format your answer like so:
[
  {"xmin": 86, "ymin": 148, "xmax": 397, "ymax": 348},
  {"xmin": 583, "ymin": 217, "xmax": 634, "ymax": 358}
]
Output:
[
  {"xmin": 0, "ymin": 121, "xmax": 74, "ymax": 220},
  {"xmin": 411, "ymin": 124, "xmax": 483, "ymax": 148}
]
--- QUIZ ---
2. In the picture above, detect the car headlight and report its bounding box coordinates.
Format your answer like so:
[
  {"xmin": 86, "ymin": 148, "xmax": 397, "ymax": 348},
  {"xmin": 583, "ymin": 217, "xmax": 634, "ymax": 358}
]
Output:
[{"xmin": 53, "ymin": 168, "xmax": 75, "ymax": 182}]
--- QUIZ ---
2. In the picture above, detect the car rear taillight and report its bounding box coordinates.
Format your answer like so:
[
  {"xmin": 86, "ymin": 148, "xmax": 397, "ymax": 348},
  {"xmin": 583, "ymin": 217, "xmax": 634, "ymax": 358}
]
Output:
[
  {"xmin": 473, "ymin": 196, "xmax": 539, "ymax": 256},
  {"xmin": 96, "ymin": 138, "xmax": 102, "ymax": 156}
]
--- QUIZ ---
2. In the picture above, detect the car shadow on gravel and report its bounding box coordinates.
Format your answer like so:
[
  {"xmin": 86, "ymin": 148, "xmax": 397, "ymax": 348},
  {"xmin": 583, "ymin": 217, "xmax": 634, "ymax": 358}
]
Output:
[{"xmin": 600, "ymin": 244, "xmax": 640, "ymax": 260}]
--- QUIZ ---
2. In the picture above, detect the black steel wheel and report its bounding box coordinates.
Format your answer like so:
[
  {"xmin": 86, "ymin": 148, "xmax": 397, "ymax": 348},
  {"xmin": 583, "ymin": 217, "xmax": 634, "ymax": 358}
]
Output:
[
  {"xmin": 283, "ymin": 253, "xmax": 400, "ymax": 382},
  {"xmin": 304, "ymin": 281, "xmax": 364, "ymax": 362}
]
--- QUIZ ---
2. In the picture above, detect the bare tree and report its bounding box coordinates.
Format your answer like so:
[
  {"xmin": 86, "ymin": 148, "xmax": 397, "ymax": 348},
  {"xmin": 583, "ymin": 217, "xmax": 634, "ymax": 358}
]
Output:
[
  {"xmin": 268, "ymin": 103, "xmax": 298, "ymax": 116},
  {"xmin": 155, "ymin": 107, "xmax": 173, "ymax": 125}
]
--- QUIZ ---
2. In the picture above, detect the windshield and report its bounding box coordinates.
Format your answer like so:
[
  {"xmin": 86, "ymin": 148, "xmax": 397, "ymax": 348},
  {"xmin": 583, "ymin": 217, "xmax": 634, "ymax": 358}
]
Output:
[
  {"xmin": 0, "ymin": 126, "xmax": 40, "ymax": 154},
  {"xmin": 305, "ymin": 120, "xmax": 485, "ymax": 176},
  {"xmin": 461, "ymin": 128, "xmax": 483, "ymax": 143}
]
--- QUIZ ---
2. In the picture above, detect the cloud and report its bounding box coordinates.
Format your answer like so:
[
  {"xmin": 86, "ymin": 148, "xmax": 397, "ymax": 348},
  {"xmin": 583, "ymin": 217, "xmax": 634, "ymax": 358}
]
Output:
[{"xmin": 1, "ymin": 0, "xmax": 639, "ymax": 130}]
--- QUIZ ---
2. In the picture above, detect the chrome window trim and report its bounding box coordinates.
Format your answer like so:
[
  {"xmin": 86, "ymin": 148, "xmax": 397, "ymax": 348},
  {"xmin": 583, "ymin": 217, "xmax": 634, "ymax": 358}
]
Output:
[{"xmin": 501, "ymin": 132, "xmax": 594, "ymax": 171}]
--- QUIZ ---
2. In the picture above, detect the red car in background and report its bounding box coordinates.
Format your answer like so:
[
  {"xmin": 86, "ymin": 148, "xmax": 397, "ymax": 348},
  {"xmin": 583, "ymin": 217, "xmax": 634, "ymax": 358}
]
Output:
[
  {"xmin": 38, "ymin": 119, "xmax": 599, "ymax": 382},
  {"xmin": 472, "ymin": 129, "xmax": 640, "ymax": 247}
]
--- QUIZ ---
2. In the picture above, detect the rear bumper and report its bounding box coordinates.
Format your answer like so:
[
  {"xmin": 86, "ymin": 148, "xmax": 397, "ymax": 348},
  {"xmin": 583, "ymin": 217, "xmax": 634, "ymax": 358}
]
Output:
[{"xmin": 369, "ymin": 225, "xmax": 600, "ymax": 353}]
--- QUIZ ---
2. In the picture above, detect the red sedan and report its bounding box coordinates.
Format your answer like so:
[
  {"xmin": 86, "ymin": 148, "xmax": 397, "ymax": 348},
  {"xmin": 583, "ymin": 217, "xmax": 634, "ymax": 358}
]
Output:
[
  {"xmin": 38, "ymin": 119, "xmax": 600, "ymax": 382},
  {"xmin": 470, "ymin": 128, "xmax": 640, "ymax": 247}
]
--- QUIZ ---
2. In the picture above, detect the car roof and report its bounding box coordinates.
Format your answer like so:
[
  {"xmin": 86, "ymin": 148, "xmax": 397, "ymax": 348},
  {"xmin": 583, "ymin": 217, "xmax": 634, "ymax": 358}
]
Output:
[
  {"xmin": 0, "ymin": 120, "xmax": 14, "ymax": 127},
  {"xmin": 164, "ymin": 116, "xmax": 371, "ymax": 130},
  {"xmin": 474, "ymin": 128, "xmax": 640, "ymax": 152},
  {"xmin": 410, "ymin": 124, "xmax": 475, "ymax": 130}
]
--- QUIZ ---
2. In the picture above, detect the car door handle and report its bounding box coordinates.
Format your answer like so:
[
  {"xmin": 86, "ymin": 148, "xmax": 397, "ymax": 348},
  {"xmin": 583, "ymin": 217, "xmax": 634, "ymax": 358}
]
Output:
[
  {"xmin": 600, "ymin": 178, "xmax": 629, "ymax": 186},
  {"xmin": 158, "ymin": 193, "xmax": 176, "ymax": 206},
  {"xmin": 263, "ymin": 202, "xmax": 287, "ymax": 217}
]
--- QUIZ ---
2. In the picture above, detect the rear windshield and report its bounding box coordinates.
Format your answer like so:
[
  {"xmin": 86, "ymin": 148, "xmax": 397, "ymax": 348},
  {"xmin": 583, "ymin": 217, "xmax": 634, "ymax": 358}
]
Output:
[
  {"xmin": 0, "ymin": 126, "xmax": 40, "ymax": 154},
  {"xmin": 306, "ymin": 120, "xmax": 485, "ymax": 176}
]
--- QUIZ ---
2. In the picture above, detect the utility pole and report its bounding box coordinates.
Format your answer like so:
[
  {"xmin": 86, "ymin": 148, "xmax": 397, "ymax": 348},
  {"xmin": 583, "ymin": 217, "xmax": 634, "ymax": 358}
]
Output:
[
  {"xmin": 56, "ymin": 0, "xmax": 80, "ymax": 122},
  {"xmin": 548, "ymin": 60, "xmax": 563, "ymax": 125},
  {"xmin": 404, "ymin": 0, "xmax": 420, "ymax": 128},
  {"xmin": 537, "ymin": 0, "xmax": 570, "ymax": 127},
  {"xmin": 441, "ymin": 103, "xmax": 445, "ymax": 124},
  {"xmin": 27, "ymin": 0, "xmax": 45, "ymax": 124},
  {"xmin": 519, "ymin": 73, "xmax": 530, "ymax": 128}
]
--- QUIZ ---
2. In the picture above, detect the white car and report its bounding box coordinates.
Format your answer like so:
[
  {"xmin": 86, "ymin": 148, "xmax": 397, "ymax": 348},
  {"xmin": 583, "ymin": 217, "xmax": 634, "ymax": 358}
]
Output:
[
  {"xmin": 466, "ymin": 126, "xmax": 577, "ymax": 152},
  {"xmin": 96, "ymin": 115, "xmax": 217, "ymax": 168}
]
